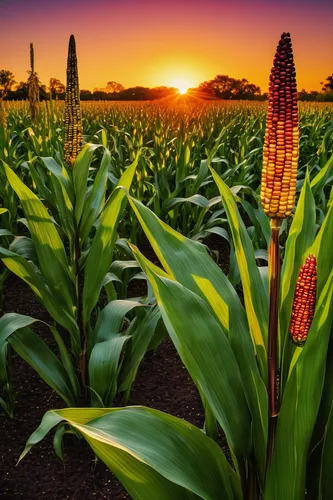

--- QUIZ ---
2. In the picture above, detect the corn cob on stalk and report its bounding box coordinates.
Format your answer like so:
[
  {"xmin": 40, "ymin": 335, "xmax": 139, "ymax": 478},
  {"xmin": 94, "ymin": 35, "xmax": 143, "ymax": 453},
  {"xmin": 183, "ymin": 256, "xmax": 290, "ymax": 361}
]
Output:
[
  {"xmin": 64, "ymin": 34, "xmax": 82, "ymax": 167},
  {"xmin": 289, "ymin": 254, "xmax": 317, "ymax": 346},
  {"xmin": 261, "ymin": 32, "xmax": 298, "ymax": 219},
  {"xmin": 264, "ymin": 32, "xmax": 299, "ymax": 463},
  {"xmin": 27, "ymin": 43, "xmax": 39, "ymax": 122}
]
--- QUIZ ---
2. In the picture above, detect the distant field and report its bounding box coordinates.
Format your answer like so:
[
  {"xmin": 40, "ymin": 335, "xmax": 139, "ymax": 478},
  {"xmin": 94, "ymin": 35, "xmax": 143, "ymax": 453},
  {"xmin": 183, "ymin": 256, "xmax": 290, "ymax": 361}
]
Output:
[{"xmin": 1, "ymin": 99, "xmax": 333, "ymax": 243}]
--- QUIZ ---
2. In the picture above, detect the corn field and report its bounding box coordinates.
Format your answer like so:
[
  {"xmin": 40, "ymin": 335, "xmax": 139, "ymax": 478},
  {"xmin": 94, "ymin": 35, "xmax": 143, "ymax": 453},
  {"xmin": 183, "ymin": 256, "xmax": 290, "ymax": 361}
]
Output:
[{"xmin": 1, "ymin": 33, "xmax": 333, "ymax": 500}]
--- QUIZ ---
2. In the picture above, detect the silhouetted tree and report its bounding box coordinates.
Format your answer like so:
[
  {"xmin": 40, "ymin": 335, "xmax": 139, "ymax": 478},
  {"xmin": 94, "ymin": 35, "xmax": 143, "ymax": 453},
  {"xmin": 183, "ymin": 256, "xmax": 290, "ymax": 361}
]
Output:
[
  {"xmin": 92, "ymin": 90, "xmax": 108, "ymax": 100},
  {"xmin": 13, "ymin": 81, "xmax": 28, "ymax": 99},
  {"xmin": 0, "ymin": 70, "xmax": 16, "ymax": 99},
  {"xmin": 49, "ymin": 78, "xmax": 65, "ymax": 99},
  {"xmin": 106, "ymin": 81, "xmax": 125, "ymax": 93},
  {"xmin": 298, "ymin": 89, "xmax": 320, "ymax": 101},
  {"xmin": 322, "ymin": 75, "xmax": 333, "ymax": 93},
  {"xmin": 80, "ymin": 89, "xmax": 92, "ymax": 100},
  {"xmin": 198, "ymin": 75, "xmax": 262, "ymax": 99}
]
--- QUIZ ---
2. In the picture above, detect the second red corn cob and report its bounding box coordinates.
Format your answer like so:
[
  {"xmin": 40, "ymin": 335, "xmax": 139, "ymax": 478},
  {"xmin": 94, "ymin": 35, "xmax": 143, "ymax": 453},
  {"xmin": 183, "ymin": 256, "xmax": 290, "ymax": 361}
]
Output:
[{"xmin": 289, "ymin": 254, "xmax": 317, "ymax": 346}]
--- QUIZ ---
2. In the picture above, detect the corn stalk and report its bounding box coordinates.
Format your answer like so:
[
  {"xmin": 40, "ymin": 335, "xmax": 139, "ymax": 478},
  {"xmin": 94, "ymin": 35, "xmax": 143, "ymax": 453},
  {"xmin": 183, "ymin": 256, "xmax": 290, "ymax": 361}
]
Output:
[
  {"xmin": 261, "ymin": 32, "xmax": 299, "ymax": 464},
  {"xmin": 27, "ymin": 43, "xmax": 39, "ymax": 122}
]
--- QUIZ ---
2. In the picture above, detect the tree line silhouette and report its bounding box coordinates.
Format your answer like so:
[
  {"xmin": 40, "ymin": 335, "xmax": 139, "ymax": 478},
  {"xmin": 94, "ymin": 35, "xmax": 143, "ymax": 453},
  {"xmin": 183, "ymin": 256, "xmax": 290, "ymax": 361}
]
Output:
[{"xmin": 1, "ymin": 69, "xmax": 333, "ymax": 102}]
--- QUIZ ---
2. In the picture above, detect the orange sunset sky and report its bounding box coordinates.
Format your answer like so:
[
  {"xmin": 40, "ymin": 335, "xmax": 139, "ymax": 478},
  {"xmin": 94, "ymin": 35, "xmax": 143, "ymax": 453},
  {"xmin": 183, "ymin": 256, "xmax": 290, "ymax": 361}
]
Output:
[{"xmin": 1, "ymin": 0, "xmax": 332, "ymax": 93}]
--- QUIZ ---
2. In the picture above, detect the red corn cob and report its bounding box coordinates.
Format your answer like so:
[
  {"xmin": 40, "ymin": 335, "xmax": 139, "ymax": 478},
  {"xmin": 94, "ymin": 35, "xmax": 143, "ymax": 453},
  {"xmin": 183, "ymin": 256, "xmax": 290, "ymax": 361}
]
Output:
[
  {"xmin": 261, "ymin": 32, "xmax": 298, "ymax": 219},
  {"xmin": 289, "ymin": 254, "xmax": 317, "ymax": 345}
]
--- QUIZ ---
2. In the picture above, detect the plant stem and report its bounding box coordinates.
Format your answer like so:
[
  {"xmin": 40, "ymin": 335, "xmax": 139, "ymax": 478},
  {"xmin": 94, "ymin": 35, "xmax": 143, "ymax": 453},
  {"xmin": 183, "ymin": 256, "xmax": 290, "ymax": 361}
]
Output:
[
  {"xmin": 239, "ymin": 460, "xmax": 247, "ymax": 499},
  {"xmin": 75, "ymin": 232, "xmax": 87, "ymax": 393},
  {"xmin": 267, "ymin": 218, "xmax": 281, "ymax": 464},
  {"xmin": 248, "ymin": 461, "xmax": 260, "ymax": 500}
]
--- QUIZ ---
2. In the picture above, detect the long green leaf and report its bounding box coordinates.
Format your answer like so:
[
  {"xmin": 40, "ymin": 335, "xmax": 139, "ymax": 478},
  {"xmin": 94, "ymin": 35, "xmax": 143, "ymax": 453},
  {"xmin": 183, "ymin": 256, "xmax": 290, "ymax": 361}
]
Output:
[
  {"xmin": 0, "ymin": 249, "xmax": 79, "ymax": 348},
  {"xmin": 73, "ymin": 143, "xmax": 105, "ymax": 223},
  {"xmin": 2, "ymin": 162, "xmax": 75, "ymax": 313},
  {"xmin": 89, "ymin": 334, "xmax": 130, "ymax": 407},
  {"xmin": 83, "ymin": 153, "xmax": 140, "ymax": 325},
  {"xmin": 210, "ymin": 167, "xmax": 268, "ymax": 367},
  {"xmin": 319, "ymin": 402, "xmax": 333, "ymax": 500},
  {"xmin": 310, "ymin": 186, "xmax": 333, "ymax": 293},
  {"xmin": 22, "ymin": 406, "xmax": 240, "ymax": 499},
  {"xmin": 119, "ymin": 306, "xmax": 161, "ymax": 392},
  {"xmin": 79, "ymin": 148, "xmax": 112, "ymax": 242},
  {"xmin": 310, "ymin": 152, "xmax": 333, "ymax": 198},
  {"xmin": 133, "ymin": 247, "xmax": 251, "ymax": 460},
  {"xmin": 0, "ymin": 314, "xmax": 77, "ymax": 406}
]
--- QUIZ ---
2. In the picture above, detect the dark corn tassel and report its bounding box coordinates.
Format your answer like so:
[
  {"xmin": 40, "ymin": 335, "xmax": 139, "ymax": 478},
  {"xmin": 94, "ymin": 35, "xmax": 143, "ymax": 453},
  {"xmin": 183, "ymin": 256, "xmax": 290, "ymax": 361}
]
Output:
[
  {"xmin": 261, "ymin": 32, "xmax": 298, "ymax": 219},
  {"xmin": 28, "ymin": 43, "xmax": 39, "ymax": 122},
  {"xmin": 289, "ymin": 254, "xmax": 317, "ymax": 346},
  {"xmin": 64, "ymin": 34, "xmax": 82, "ymax": 167}
]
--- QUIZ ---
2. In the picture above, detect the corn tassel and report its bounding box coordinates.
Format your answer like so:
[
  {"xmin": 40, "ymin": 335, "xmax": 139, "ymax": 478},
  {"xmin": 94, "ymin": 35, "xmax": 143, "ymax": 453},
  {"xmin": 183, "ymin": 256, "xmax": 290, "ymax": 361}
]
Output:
[
  {"xmin": 289, "ymin": 254, "xmax": 317, "ymax": 346},
  {"xmin": 27, "ymin": 43, "xmax": 39, "ymax": 122},
  {"xmin": 261, "ymin": 32, "xmax": 298, "ymax": 219},
  {"xmin": 64, "ymin": 34, "xmax": 82, "ymax": 167}
]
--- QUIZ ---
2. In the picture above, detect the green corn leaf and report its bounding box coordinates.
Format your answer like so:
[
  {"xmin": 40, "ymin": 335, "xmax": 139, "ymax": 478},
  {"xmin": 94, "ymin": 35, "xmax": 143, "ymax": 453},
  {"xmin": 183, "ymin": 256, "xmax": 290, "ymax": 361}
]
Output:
[
  {"xmin": 48, "ymin": 170, "xmax": 75, "ymax": 241},
  {"xmin": 310, "ymin": 152, "xmax": 333, "ymax": 198},
  {"xmin": 89, "ymin": 334, "xmax": 130, "ymax": 407},
  {"xmin": 38, "ymin": 157, "xmax": 75, "ymax": 239},
  {"xmin": 73, "ymin": 143, "xmax": 105, "ymax": 224},
  {"xmin": 0, "ymin": 313, "xmax": 79, "ymax": 404},
  {"xmin": 93, "ymin": 299, "xmax": 144, "ymax": 343},
  {"xmin": 88, "ymin": 300, "xmax": 144, "ymax": 406},
  {"xmin": 319, "ymin": 402, "xmax": 333, "ymax": 500},
  {"xmin": 53, "ymin": 423, "xmax": 66, "ymax": 461},
  {"xmin": 40, "ymin": 156, "xmax": 74, "ymax": 203},
  {"xmin": 79, "ymin": 148, "xmax": 111, "ymax": 242},
  {"xmin": 0, "ymin": 315, "xmax": 77, "ymax": 407},
  {"xmin": 9, "ymin": 328, "xmax": 77, "ymax": 407},
  {"xmin": 119, "ymin": 306, "xmax": 161, "ymax": 393},
  {"xmin": 2, "ymin": 162, "xmax": 75, "ymax": 313},
  {"xmin": 83, "ymin": 153, "xmax": 140, "ymax": 325},
  {"xmin": 308, "ymin": 333, "xmax": 333, "ymax": 490},
  {"xmin": 133, "ymin": 247, "xmax": 251, "ymax": 460},
  {"xmin": 0, "ymin": 249, "xmax": 80, "ymax": 350},
  {"xmin": 310, "ymin": 185, "xmax": 333, "ymax": 293},
  {"xmin": 10, "ymin": 236, "xmax": 37, "ymax": 261},
  {"xmin": 210, "ymin": 167, "xmax": 268, "ymax": 363},
  {"xmin": 0, "ymin": 313, "xmax": 37, "ymax": 347},
  {"xmin": 164, "ymin": 194, "xmax": 211, "ymax": 211},
  {"xmin": 27, "ymin": 161, "xmax": 54, "ymax": 208},
  {"xmin": 21, "ymin": 406, "xmax": 240, "ymax": 500}
]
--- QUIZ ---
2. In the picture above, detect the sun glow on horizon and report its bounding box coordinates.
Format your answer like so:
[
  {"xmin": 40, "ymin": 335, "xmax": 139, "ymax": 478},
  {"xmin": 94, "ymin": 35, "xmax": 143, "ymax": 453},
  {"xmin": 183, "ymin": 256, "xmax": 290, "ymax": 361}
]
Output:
[{"xmin": 170, "ymin": 77, "xmax": 193, "ymax": 94}]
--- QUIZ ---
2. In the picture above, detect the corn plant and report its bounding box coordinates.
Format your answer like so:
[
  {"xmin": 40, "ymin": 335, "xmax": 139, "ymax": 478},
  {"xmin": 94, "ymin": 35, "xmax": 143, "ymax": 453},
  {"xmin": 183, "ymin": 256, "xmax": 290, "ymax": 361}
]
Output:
[
  {"xmin": 0, "ymin": 36, "xmax": 162, "ymax": 414},
  {"xmin": 20, "ymin": 33, "xmax": 333, "ymax": 499}
]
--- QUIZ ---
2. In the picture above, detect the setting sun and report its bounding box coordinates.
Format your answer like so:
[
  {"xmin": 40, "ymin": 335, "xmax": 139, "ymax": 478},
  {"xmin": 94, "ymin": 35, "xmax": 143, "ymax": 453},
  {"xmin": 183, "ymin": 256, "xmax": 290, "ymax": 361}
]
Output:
[{"xmin": 170, "ymin": 78, "xmax": 193, "ymax": 95}]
